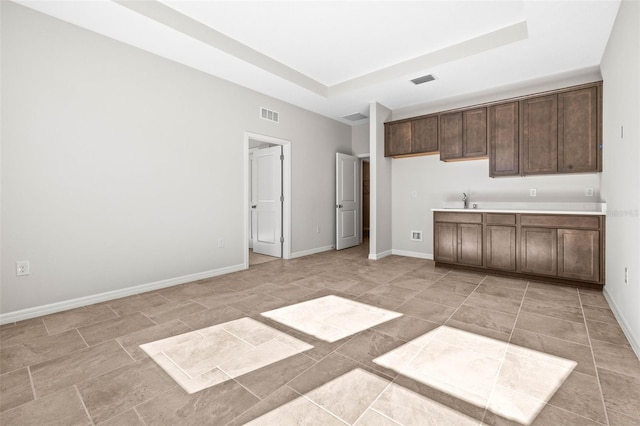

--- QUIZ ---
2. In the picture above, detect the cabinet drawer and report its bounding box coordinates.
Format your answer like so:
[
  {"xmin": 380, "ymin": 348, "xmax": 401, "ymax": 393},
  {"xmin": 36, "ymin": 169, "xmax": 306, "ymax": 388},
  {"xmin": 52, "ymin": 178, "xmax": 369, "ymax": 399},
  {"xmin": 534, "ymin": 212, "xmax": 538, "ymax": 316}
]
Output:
[
  {"xmin": 520, "ymin": 214, "xmax": 600, "ymax": 229},
  {"xmin": 486, "ymin": 214, "xmax": 516, "ymax": 225},
  {"xmin": 434, "ymin": 212, "xmax": 482, "ymax": 224}
]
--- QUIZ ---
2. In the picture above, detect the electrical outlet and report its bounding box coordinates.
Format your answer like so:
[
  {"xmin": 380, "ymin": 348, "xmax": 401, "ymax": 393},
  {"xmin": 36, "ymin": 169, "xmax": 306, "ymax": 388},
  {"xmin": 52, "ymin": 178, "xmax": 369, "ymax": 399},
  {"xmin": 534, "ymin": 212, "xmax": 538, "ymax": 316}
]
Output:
[
  {"xmin": 625, "ymin": 267, "xmax": 629, "ymax": 284},
  {"xmin": 585, "ymin": 187, "xmax": 594, "ymax": 197},
  {"xmin": 316, "ymin": 226, "xmax": 320, "ymax": 234},
  {"xmin": 411, "ymin": 190, "xmax": 417, "ymax": 198},
  {"xmin": 529, "ymin": 188, "xmax": 537, "ymax": 197},
  {"xmin": 16, "ymin": 261, "xmax": 30, "ymax": 276},
  {"xmin": 218, "ymin": 237, "xmax": 224, "ymax": 248}
]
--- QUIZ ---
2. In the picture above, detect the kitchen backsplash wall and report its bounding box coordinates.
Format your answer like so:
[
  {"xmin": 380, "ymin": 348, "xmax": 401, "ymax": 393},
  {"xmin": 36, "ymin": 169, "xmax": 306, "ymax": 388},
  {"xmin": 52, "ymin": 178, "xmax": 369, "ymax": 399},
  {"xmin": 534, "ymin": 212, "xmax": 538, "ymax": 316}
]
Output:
[{"xmin": 391, "ymin": 155, "xmax": 601, "ymax": 257}]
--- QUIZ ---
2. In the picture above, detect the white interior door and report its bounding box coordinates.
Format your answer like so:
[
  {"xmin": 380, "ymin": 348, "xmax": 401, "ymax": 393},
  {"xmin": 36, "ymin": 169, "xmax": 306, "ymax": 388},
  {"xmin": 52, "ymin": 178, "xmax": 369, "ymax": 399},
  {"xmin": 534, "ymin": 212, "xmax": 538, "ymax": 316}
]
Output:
[
  {"xmin": 252, "ymin": 145, "xmax": 282, "ymax": 257},
  {"xmin": 336, "ymin": 153, "xmax": 359, "ymax": 250}
]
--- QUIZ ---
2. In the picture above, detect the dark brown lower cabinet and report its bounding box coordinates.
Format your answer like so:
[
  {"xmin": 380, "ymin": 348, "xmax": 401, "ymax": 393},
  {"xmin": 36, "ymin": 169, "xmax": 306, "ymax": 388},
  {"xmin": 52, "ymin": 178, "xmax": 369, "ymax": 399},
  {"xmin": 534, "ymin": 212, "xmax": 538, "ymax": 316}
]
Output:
[
  {"xmin": 434, "ymin": 211, "xmax": 604, "ymax": 287},
  {"xmin": 486, "ymin": 225, "xmax": 516, "ymax": 271},
  {"xmin": 434, "ymin": 222, "xmax": 457, "ymax": 264},
  {"xmin": 520, "ymin": 227, "xmax": 558, "ymax": 276},
  {"xmin": 558, "ymin": 229, "xmax": 600, "ymax": 282},
  {"xmin": 434, "ymin": 222, "xmax": 482, "ymax": 266},
  {"xmin": 459, "ymin": 224, "xmax": 483, "ymax": 266}
]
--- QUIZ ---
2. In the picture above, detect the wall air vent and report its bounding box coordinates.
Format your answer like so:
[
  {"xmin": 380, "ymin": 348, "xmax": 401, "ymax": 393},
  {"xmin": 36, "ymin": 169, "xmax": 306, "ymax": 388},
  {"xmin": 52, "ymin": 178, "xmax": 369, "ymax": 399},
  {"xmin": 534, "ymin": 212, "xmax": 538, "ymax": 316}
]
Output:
[
  {"xmin": 260, "ymin": 107, "xmax": 279, "ymax": 123},
  {"xmin": 342, "ymin": 112, "xmax": 368, "ymax": 122},
  {"xmin": 411, "ymin": 74, "xmax": 436, "ymax": 85}
]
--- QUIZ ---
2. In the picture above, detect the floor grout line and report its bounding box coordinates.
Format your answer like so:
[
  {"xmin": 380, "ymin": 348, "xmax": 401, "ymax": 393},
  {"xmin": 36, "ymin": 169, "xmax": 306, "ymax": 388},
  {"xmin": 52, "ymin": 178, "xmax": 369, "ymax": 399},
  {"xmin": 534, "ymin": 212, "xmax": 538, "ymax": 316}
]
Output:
[{"xmin": 578, "ymin": 290, "xmax": 611, "ymax": 426}]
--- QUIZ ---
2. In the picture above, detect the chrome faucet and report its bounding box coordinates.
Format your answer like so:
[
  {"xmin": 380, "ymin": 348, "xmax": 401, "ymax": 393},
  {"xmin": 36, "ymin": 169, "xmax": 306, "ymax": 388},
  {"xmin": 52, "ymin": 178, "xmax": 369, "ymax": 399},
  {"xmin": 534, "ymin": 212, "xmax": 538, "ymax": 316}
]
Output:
[{"xmin": 462, "ymin": 193, "xmax": 468, "ymax": 209}]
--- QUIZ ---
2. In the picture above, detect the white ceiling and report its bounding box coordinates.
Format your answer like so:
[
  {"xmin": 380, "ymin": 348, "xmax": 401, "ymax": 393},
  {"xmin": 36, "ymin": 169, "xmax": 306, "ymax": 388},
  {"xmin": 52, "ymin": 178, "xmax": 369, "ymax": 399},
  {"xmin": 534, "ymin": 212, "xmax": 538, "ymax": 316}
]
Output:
[{"xmin": 17, "ymin": 0, "xmax": 621, "ymax": 124}]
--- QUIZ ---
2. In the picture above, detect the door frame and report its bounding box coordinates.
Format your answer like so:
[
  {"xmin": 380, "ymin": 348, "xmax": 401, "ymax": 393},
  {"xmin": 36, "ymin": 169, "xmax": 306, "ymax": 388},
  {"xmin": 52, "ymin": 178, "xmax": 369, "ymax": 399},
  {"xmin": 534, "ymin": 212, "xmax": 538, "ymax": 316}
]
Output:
[
  {"xmin": 244, "ymin": 132, "xmax": 291, "ymax": 268},
  {"xmin": 357, "ymin": 154, "xmax": 370, "ymax": 245}
]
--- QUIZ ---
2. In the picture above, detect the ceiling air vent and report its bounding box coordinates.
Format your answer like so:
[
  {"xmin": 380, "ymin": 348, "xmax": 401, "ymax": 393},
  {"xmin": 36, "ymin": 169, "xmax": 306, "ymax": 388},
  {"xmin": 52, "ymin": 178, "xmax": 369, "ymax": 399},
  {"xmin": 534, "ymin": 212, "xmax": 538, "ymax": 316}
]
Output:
[
  {"xmin": 411, "ymin": 74, "xmax": 436, "ymax": 85},
  {"xmin": 342, "ymin": 112, "xmax": 368, "ymax": 122},
  {"xmin": 260, "ymin": 107, "xmax": 279, "ymax": 123}
]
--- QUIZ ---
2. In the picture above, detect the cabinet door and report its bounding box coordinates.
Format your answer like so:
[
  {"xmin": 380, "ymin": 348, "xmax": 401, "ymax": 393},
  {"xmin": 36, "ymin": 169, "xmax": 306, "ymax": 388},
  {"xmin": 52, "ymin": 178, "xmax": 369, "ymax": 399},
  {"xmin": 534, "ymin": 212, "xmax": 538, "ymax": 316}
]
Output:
[
  {"xmin": 439, "ymin": 112, "xmax": 463, "ymax": 160},
  {"xmin": 558, "ymin": 229, "xmax": 600, "ymax": 282},
  {"xmin": 434, "ymin": 222, "xmax": 457, "ymax": 263},
  {"xmin": 463, "ymin": 108, "xmax": 487, "ymax": 158},
  {"xmin": 486, "ymin": 225, "xmax": 516, "ymax": 271},
  {"xmin": 458, "ymin": 223, "xmax": 483, "ymax": 266},
  {"xmin": 412, "ymin": 116, "xmax": 438, "ymax": 153},
  {"xmin": 520, "ymin": 227, "xmax": 557, "ymax": 276},
  {"xmin": 385, "ymin": 122, "xmax": 411, "ymax": 156},
  {"xmin": 521, "ymin": 95, "xmax": 558, "ymax": 175},
  {"xmin": 489, "ymin": 102, "xmax": 519, "ymax": 177},
  {"xmin": 558, "ymin": 87, "xmax": 599, "ymax": 173}
]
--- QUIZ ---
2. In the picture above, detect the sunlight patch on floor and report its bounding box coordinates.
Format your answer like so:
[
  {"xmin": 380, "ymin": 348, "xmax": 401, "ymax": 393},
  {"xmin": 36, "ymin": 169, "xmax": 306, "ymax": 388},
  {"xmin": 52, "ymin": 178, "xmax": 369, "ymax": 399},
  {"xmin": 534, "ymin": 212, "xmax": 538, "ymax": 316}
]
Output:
[
  {"xmin": 373, "ymin": 326, "xmax": 577, "ymax": 425},
  {"xmin": 140, "ymin": 317, "xmax": 313, "ymax": 394},
  {"xmin": 261, "ymin": 295, "xmax": 403, "ymax": 342}
]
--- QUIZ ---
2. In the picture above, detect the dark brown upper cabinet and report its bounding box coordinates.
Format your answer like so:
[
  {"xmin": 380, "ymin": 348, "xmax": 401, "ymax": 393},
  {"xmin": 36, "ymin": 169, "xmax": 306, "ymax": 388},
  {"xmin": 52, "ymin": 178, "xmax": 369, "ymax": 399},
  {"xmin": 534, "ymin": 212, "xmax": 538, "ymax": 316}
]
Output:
[
  {"xmin": 558, "ymin": 86, "xmax": 600, "ymax": 173},
  {"xmin": 439, "ymin": 107, "xmax": 487, "ymax": 161},
  {"xmin": 521, "ymin": 94, "xmax": 558, "ymax": 175},
  {"xmin": 385, "ymin": 81, "xmax": 602, "ymax": 175},
  {"xmin": 489, "ymin": 101, "xmax": 519, "ymax": 177},
  {"xmin": 384, "ymin": 115, "xmax": 438, "ymax": 157}
]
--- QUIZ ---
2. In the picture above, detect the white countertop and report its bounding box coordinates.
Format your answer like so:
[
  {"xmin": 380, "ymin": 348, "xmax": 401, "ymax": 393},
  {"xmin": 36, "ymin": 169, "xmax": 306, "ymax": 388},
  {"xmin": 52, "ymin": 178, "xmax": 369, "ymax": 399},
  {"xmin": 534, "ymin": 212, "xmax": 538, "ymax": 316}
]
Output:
[
  {"xmin": 433, "ymin": 201, "xmax": 606, "ymax": 215},
  {"xmin": 432, "ymin": 208, "xmax": 605, "ymax": 216}
]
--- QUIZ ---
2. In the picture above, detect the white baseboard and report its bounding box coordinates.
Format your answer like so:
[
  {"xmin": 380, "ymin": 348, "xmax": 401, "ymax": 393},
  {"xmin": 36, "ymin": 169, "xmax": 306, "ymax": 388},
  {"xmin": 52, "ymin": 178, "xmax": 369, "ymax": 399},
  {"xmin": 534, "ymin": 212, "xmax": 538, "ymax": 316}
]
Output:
[
  {"xmin": 391, "ymin": 249, "xmax": 434, "ymax": 260},
  {"xmin": 368, "ymin": 249, "xmax": 392, "ymax": 260},
  {"xmin": 603, "ymin": 288, "xmax": 640, "ymax": 360},
  {"xmin": 290, "ymin": 245, "xmax": 334, "ymax": 259},
  {"xmin": 0, "ymin": 263, "xmax": 246, "ymax": 325}
]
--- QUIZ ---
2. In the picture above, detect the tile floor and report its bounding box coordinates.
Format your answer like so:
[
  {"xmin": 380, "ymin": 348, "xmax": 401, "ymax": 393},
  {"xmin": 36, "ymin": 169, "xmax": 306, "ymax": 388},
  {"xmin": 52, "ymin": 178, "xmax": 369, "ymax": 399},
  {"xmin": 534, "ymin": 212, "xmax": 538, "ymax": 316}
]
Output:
[{"xmin": 1, "ymin": 242, "xmax": 640, "ymax": 425}]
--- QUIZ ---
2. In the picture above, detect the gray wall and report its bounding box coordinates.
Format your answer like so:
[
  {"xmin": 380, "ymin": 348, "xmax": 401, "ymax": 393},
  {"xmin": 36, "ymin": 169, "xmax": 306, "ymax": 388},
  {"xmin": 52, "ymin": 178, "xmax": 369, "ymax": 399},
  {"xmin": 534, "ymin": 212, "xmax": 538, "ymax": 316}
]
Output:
[
  {"xmin": 600, "ymin": 0, "xmax": 640, "ymax": 355},
  {"xmin": 1, "ymin": 2, "xmax": 351, "ymax": 316}
]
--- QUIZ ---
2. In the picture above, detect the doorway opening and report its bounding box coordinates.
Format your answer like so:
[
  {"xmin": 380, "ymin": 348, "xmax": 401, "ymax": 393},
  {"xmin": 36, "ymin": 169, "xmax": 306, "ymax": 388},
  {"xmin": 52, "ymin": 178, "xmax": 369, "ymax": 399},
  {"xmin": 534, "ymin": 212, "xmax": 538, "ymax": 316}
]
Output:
[
  {"xmin": 244, "ymin": 132, "xmax": 291, "ymax": 268},
  {"xmin": 362, "ymin": 159, "xmax": 370, "ymax": 241}
]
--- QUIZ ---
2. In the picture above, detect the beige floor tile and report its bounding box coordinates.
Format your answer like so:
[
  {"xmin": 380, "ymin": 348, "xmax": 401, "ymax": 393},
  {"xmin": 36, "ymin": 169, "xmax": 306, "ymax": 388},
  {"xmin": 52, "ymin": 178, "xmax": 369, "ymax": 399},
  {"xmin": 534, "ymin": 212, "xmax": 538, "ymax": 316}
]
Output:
[
  {"xmin": 356, "ymin": 293, "xmax": 406, "ymax": 310},
  {"xmin": 305, "ymin": 368, "xmax": 390, "ymax": 424},
  {"xmin": 515, "ymin": 311, "xmax": 589, "ymax": 345},
  {"xmin": 245, "ymin": 392, "xmax": 345, "ymax": 426},
  {"xmin": 30, "ymin": 340, "xmax": 133, "ymax": 398},
  {"xmin": 445, "ymin": 319, "xmax": 511, "ymax": 342},
  {"xmin": 473, "ymin": 282, "xmax": 526, "ymax": 300},
  {"xmin": 227, "ymin": 386, "xmax": 301, "ymax": 426},
  {"xmin": 509, "ymin": 329, "xmax": 596, "ymax": 376},
  {"xmin": 524, "ymin": 286, "xmax": 581, "ymax": 309},
  {"xmin": 77, "ymin": 358, "xmax": 177, "ymax": 424},
  {"xmin": 116, "ymin": 319, "xmax": 192, "ymax": 360},
  {"xmin": 397, "ymin": 298, "xmax": 456, "ymax": 323},
  {"xmin": 546, "ymin": 370, "xmax": 607, "ymax": 423},
  {"xmin": 414, "ymin": 287, "xmax": 467, "ymax": 308},
  {"xmin": 591, "ymin": 338, "xmax": 640, "ymax": 378},
  {"xmin": 429, "ymin": 278, "xmax": 478, "ymax": 296},
  {"xmin": 1, "ymin": 329, "xmax": 87, "ymax": 373},
  {"xmin": 137, "ymin": 379, "xmax": 260, "ymax": 426},
  {"xmin": 78, "ymin": 312, "xmax": 155, "ymax": 346},
  {"xmin": 336, "ymin": 330, "xmax": 405, "ymax": 377},
  {"xmin": 598, "ymin": 367, "xmax": 640, "ymax": 419},
  {"xmin": 464, "ymin": 292, "xmax": 522, "ymax": 316},
  {"xmin": 42, "ymin": 305, "xmax": 118, "ymax": 334},
  {"xmin": 578, "ymin": 289, "xmax": 611, "ymax": 308},
  {"xmin": 520, "ymin": 297, "xmax": 585, "ymax": 323},
  {"xmin": 483, "ymin": 401, "xmax": 603, "ymax": 426},
  {"xmin": 0, "ymin": 320, "xmax": 48, "ymax": 347},
  {"xmin": 450, "ymin": 305, "xmax": 517, "ymax": 335},
  {"xmin": 288, "ymin": 352, "xmax": 360, "ymax": 395},
  {"xmin": 0, "ymin": 386, "xmax": 90, "ymax": 426},
  {"xmin": 582, "ymin": 304, "xmax": 618, "ymax": 324},
  {"xmin": 325, "ymin": 279, "xmax": 378, "ymax": 296},
  {"xmin": 372, "ymin": 315, "xmax": 440, "ymax": 342},
  {"xmin": 587, "ymin": 319, "xmax": 632, "ymax": 347},
  {"xmin": 482, "ymin": 275, "xmax": 528, "ymax": 289},
  {"xmin": 388, "ymin": 275, "xmax": 435, "ymax": 291},
  {"xmin": 97, "ymin": 409, "xmax": 145, "ymax": 426},
  {"xmin": 228, "ymin": 293, "xmax": 288, "ymax": 315},
  {"xmin": 156, "ymin": 282, "xmax": 215, "ymax": 303},
  {"xmin": 102, "ymin": 293, "xmax": 170, "ymax": 317},
  {"xmin": 145, "ymin": 301, "xmax": 207, "ymax": 324},
  {"xmin": 607, "ymin": 409, "xmax": 640, "ymax": 426},
  {"xmin": 372, "ymin": 382, "xmax": 481, "ymax": 425},
  {"xmin": 0, "ymin": 368, "xmax": 33, "ymax": 413},
  {"xmin": 234, "ymin": 352, "xmax": 316, "ymax": 399},
  {"xmin": 354, "ymin": 409, "xmax": 399, "ymax": 425},
  {"xmin": 363, "ymin": 284, "xmax": 420, "ymax": 303},
  {"xmin": 446, "ymin": 270, "xmax": 487, "ymax": 285}
]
